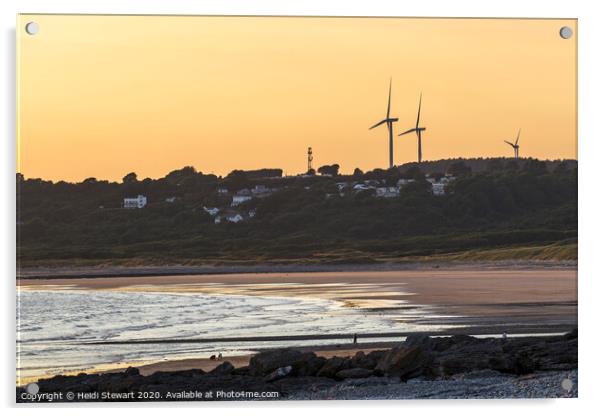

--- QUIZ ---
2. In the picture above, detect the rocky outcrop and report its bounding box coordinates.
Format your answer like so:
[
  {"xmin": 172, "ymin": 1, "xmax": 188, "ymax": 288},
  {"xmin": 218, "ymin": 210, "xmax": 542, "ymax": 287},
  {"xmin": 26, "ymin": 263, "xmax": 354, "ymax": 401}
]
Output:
[
  {"xmin": 209, "ymin": 361, "xmax": 234, "ymax": 376},
  {"xmin": 316, "ymin": 356, "xmax": 350, "ymax": 378},
  {"xmin": 16, "ymin": 331, "xmax": 578, "ymax": 402},
  {"xmin": 375, "ymin": 345, "xmax": 428, "ymax": 380},
  {"xmin": 249, "ymin": 348, "xmax": 304, "ymax": 376}
]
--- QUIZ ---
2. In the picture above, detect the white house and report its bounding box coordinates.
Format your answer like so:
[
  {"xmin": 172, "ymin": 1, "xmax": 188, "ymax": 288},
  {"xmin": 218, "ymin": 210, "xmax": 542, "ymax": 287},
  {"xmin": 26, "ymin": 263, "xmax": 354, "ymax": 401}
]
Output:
[
  {"xmin": 251, "ymin": 184, "xmax": 270, "ymax": 195},
  {"xmin": 231, "ymin": 195, "xmax": 252, "ymax": 206},
  {"xmin": 226, "ymin": 213, "xmax": 244, "ymax": 223},
  {"xmin": 203, "ymin": 206, "xmax": 220, "ymax": 217},
  {"xmin": 397, "ymin": 178, "xmax": 416, "ymax": 187},
  {"xmin": 376, "ymin": 187, "xmax": 400, "ymax": 198},
  {"xmin": 231, "ymin": 189, "xmax": 253, "ymax": 206},
  {"xmin": 123, "ymin": 195, "xmax": 147, "ymax": 209},
  {"xmin": 353, "ymin": 183, "xmax": 374, "ymax": 191},
  {"xmin": 215, "ymin": 211, "xmax": 245, "ymax": 223},
  {"xmin": 165, "ymin": 196, "xmax": 177, "ymax": 203},
  {"xmin": 432, "ymin": 183, "xmax": 446, "ymax": 196}
]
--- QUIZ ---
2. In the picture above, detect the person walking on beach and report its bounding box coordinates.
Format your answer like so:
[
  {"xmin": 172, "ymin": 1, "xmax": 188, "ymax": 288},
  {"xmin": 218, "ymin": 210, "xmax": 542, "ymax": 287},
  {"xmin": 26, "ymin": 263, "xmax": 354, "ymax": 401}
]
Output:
[{"xmin": 353, "ymin": 333, "xmax": 358, "ymax": 345}]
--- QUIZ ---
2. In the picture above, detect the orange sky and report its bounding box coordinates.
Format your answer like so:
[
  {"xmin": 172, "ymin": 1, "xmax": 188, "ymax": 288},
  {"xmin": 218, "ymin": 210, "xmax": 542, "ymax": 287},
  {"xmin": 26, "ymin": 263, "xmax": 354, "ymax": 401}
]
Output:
[{"xmin": 17, "ymin": 15, "xmax": 577, "ymax": 182}]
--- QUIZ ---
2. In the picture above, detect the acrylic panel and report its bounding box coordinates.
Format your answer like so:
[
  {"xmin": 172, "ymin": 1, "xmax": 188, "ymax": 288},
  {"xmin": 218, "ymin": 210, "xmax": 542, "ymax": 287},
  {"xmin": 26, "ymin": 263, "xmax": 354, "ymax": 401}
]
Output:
[{"xmin": 16, "ymin": 14, "xmax": 577, "ymax": 402}]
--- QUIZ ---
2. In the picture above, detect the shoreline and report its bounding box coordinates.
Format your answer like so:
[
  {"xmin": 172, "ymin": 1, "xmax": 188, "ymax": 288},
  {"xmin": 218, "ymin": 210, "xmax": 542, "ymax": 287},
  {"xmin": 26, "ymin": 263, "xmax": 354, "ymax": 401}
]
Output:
[
  {"xmin": 19, "ymin": 330, "xmax": 573, "ymax": 386},
  {"xmin": 17, "ymin": 265, "xmax": 577, "ymax": 387},
  {"xmin": 17, "ymin": 331, "xmax": 578, "ymax": 400},
  {"xmin": 86, "ymin": 327, "xmax": 571, "ymax": 346},
  {"xmin": 17, "ymin": 259, "xmax": 577, "ymax": 280}
]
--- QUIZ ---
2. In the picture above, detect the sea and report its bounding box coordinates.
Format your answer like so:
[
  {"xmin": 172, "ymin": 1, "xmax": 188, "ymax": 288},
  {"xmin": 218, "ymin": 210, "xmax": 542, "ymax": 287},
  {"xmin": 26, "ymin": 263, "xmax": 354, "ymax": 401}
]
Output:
[{"xmin": 16, "ymin": 286, "xmax": 457, "ymax": 383}]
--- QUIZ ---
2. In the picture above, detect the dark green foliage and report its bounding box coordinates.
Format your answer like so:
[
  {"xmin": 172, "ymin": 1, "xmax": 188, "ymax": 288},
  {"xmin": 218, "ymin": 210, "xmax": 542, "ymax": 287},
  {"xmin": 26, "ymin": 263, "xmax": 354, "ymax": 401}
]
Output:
[
  {"xmin": 352, "ymin": 168, "xmax": 364, "ymax": 178},
  {"xmin": 317, "ymin": 164, "xmax": 340, "ymax": 176},
  {"xmin": 16, "ymin": 159, "xmax": 577, "ymax": 265},
  {"xmin": 447, "ymin": 161, "xmax": 472, "ymax": 177},
  {"xmin": 122, "ymin": 172, "xmax": 138, "ymax": 184},
  {"xmin": 243, "ymin": 168, "xmax": 283, "ymax": 179}
]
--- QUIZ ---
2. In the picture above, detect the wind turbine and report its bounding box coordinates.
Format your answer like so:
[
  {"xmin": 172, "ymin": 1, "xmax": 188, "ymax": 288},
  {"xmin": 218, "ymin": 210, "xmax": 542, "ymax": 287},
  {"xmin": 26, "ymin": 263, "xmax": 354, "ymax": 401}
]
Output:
[
  {"xmin": 369, "ymin": 79, "xmax": 399, "ymax": 169},
  {"xmin": 398, "ymin": 93, "xmax": 426, "ymax": 163},
  {"xmin": 504, "ymin": 129, "xmax": 521, "ymax": 159}
]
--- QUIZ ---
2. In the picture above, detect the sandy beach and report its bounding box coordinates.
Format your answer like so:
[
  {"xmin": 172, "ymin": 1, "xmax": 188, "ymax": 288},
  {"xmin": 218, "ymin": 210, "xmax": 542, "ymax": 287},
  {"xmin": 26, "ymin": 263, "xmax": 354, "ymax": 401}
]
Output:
[
  {"xmin": 18, "ymin": 266, "xmax": 577, "ymax": 319},
  {"xmin": 17, "ymin": 266, "xmax": 577, "ymax": 384}
]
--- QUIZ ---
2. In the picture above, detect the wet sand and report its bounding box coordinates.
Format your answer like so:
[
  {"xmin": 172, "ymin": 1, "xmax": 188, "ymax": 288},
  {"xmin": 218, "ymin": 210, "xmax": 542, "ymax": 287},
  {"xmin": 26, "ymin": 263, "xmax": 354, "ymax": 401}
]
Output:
[
  {"xmin": 17, "ymin": 267, "xmax": 577, "ymax": 382},
  {"xmin": 17, "ymin": 267, "xmax": 577, "ymax": 319}
]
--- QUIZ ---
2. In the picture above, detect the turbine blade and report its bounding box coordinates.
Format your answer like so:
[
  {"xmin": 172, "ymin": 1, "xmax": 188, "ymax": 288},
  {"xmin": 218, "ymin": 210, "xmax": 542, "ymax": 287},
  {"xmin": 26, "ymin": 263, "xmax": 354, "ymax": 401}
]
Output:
[
  {"xmin": 504, "ymin": 140, "xmax": 514, "ymax": 147},
  {"xmin": 387, "ymin": 78, "xmax": 392, "ymax": 119},
  {"xmin": 515, "ymin": 128, "xmax": 521, "ymax": 145},
  {"xmin": 398, "ymin": 128, "xmax": 417, "ymax": 136},
  {"xmin": 415, "ymin": 93, "xmax": 422, "ymax": 128},
  {"xmin": 370, "ymin": 119, "xmax": 387, "ymax": 130}
]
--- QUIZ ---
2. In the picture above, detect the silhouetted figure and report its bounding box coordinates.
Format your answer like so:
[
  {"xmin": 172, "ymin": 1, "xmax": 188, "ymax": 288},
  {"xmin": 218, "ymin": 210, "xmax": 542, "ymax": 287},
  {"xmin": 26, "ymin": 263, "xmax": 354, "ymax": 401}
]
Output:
[
  {"xmin": 353, "ymin": 333, "xmax": 358, "ymax": 345},
  {"xmin": 218, "ymin": 352, "xmax": 223, "ymax": 360},
  {"xmin": 210, "ymin": 355, "xmax": 216, "ymax": 360}
]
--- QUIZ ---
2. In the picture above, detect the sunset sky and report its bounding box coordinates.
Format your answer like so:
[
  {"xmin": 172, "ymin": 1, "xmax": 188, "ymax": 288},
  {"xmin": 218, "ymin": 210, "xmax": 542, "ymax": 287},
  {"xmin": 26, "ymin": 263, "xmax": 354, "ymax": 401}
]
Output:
[{"xmin": 17, "ymin": 15, "xmax": 577, "ymax": 182}]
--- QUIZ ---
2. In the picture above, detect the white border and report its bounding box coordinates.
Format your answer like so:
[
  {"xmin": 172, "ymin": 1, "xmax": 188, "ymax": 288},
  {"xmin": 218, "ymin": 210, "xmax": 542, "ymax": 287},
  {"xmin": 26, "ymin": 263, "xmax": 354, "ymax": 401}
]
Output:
[{"xmin": 2, "ymin": 0, "xmax": 600, "ymax": 415}]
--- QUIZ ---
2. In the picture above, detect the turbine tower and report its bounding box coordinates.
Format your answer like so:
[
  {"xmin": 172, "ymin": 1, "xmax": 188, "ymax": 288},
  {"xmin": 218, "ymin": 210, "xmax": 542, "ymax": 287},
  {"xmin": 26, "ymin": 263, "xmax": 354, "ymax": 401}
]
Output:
[
  {"xmin": 504, "ymin": 129, "xmax": 521, "ymax": 159},
  {"xmin": 307, "ymin": 147, "xmax": 313, "ymax": 172},
  {"xmin": 369, "ymin": 79, "xmax": 399, "ymax": 169},
  {"xmin": 398, "ymin": 93, "xmax": 426, "ymax": 163}
]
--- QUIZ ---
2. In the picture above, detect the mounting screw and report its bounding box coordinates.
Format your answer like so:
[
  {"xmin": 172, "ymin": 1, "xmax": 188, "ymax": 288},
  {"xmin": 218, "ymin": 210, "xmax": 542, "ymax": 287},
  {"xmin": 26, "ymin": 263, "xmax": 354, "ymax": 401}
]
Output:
[{"xmin": 559, "ymin": 26, "xmax": 573, "ymax": 39}]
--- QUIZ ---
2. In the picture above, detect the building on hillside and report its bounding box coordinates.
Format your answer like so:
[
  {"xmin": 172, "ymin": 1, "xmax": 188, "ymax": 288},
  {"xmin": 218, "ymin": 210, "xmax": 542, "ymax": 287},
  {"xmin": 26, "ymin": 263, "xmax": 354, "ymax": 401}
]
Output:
[
  {"xmin": 397, "ymin": 178, "xmax": 416, "ymax": 187},
  {"xmin": 217, "ymin": 187, "xmax": 229, "ymax": 195},
  {"xmin": 251, "ymin": 184, "xmax": 269, "ymax": 194},
  {"xmin": 251, "ymin": 184, "xmax": 274, "ymax": 198},
  {"xmin": 165, "ymin": 196, "xmax": 177, "ymax": 203},
  {"xmin": 225, "ymin": 213, "xmax": 244, "ymax": 223},
  {"xmin": 203, "ymin": 206, "xmax": 220, "ymax": 217},
  {"xmin": 231, "ymin": 189, "xmax": 253, "ymax": 206},
  {"xmin": 432, "ymin": 182, "xmax": 446, "ymax": 196},
  {"xmin": 335, "ymin": 182, "xmax": 352, "ymax": 191},
  {"xmin": 215, "ymin": 209, "xmax": 245, "ymax": 224},
  {"xmin": 353, "ymin": 183, "xmax": 374, "ymax": 192},
  {"xmin": 375, "ymin": 187, "xmax": 400, "ymax": 198},
  {"xmin": 123, "ymin": 195, "xmax": 147, "ymax": 209}
]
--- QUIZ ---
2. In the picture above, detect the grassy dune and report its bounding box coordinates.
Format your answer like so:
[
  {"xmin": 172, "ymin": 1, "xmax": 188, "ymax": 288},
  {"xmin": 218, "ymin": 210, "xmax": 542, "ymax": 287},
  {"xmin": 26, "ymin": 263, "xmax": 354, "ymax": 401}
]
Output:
[
  {"xmin": 17, "ymin": 242, "xmax": 576, "ymax": 271},
  {"xmin": 427, "ymin": 243, "xmax": 577, "ymax": 262}
]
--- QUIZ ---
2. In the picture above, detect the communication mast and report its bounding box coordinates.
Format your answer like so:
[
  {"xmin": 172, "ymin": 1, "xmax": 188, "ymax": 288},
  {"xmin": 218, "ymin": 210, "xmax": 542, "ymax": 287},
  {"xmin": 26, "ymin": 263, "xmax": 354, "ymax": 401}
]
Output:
[{"xmin": 307, "ymin": 147, "xmax": 313, "ymax": 172}]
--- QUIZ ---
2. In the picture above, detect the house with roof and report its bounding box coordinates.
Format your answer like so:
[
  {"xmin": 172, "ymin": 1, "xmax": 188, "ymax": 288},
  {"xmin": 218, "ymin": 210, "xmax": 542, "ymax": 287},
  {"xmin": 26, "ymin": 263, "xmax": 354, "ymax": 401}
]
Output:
[
  {"xmin": 203, "ymin": 206, "xmax": 220, "ymax": 217},
  {"xmin": 123, "ymin": 195, "xmax": 147, "ymax": 209},
  {"xmin": 375, "ymin": 187, "xmax": 400, "ymax": 198},
  {"xmin": 231, "ymin": 189, "xmax": 253, "ymax": 206}
]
